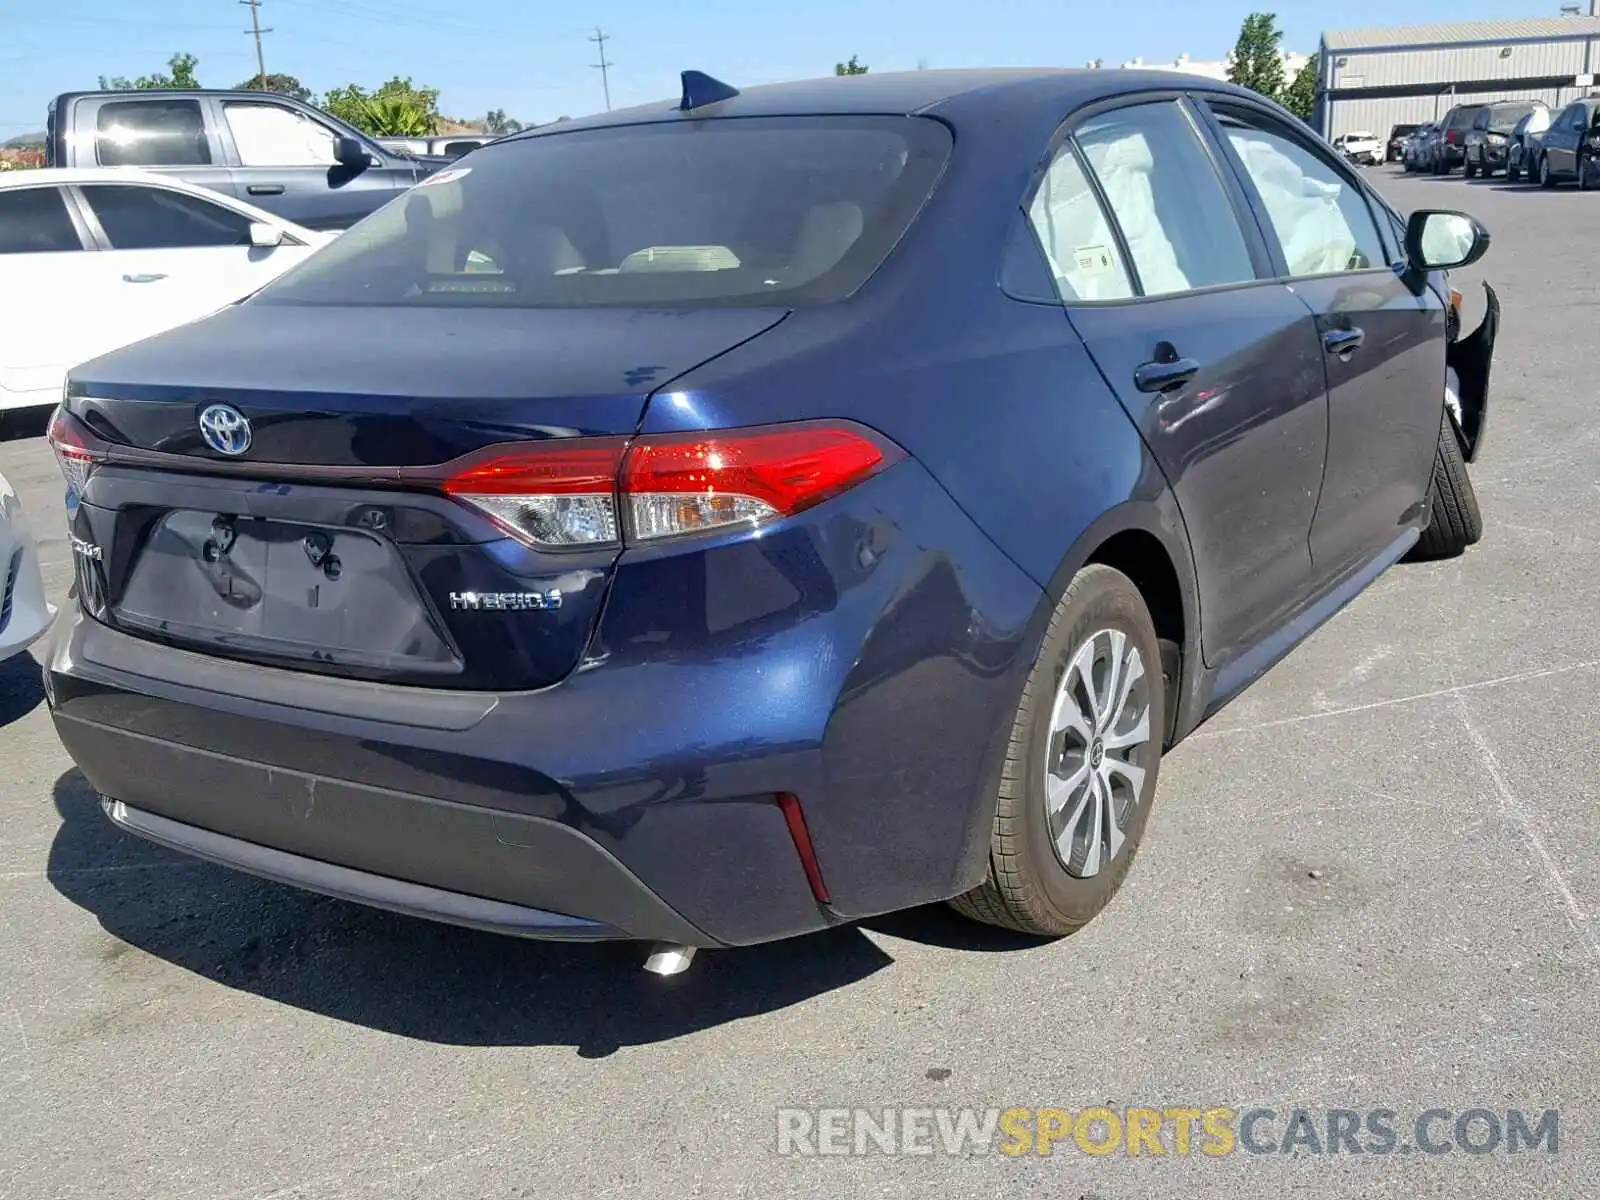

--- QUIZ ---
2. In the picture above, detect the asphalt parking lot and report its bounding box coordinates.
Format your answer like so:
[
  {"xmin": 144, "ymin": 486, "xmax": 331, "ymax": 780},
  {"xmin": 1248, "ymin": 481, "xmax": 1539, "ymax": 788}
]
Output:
[{"xmin": 2, "ymin": 167, "xmax": 1596, "ymax": 1199}]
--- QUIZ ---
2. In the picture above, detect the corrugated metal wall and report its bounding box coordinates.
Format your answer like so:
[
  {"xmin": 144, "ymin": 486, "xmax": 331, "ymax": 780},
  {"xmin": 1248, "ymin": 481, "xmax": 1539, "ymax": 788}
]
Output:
[
  {"xmin": 1327, "ymin": 86, "xmax": 1577, "ymax": 138},
  {"xmin": 1329, "ymin": 38, "xmax": 1600, "ymax": 89}
]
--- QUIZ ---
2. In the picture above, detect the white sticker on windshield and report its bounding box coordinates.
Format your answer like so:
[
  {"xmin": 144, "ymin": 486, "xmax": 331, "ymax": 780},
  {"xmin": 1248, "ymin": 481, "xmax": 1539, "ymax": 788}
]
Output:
[
  {"xmin": 419, "ymin": 166, "xmax": 471, "ymax": 187},
  {"xmin": 1074, "ymin": 245, "xmax": 1115, "ymax": 276}
]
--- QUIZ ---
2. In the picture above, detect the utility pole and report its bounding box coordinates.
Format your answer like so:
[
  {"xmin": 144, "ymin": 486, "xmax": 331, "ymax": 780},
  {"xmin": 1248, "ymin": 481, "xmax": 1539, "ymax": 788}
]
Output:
[
  {"xmin": 589, "ymin": 27, "xmax": 613, "ymax": 111},
  {"xmin": 240, "ymin": 0, "xmax": 270, "ymax": 90}
]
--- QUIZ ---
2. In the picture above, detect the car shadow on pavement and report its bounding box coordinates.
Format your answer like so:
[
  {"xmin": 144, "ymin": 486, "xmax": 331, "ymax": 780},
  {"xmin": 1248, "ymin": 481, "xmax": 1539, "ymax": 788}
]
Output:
[
  {"xmin": 0, "ymin": 408, "xmax": 51, "ymax": 443},
  {"xmin": 47, "ymin": 768, "xmax": 912, "ymax": 1056},
  {"xmin": 0, "ymin": 650, "xmax": 45, "ymax": 729}
]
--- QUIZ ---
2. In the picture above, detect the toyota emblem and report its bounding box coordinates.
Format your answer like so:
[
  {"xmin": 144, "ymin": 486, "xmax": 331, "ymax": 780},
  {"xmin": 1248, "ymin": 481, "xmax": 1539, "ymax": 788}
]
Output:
[{"xmin": 198, "ymin": 404, "xmax": 252, "ymax": 456}]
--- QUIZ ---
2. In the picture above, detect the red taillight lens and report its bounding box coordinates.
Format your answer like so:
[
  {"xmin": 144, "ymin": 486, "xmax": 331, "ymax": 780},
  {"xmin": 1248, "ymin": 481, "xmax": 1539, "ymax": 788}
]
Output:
[
  {"xmin": 47, "ymin": 407, "xmax": 104, "ymax": 495},
  {"xmin": 438, "ymin": 422, "xmax": 902, "ymax": 550},
  {"xmin": 621, "ymin": 421, "xmax": 900, "ymax": 542},
  {"xmin": 1446, "ymin": 131, "xmax": 1458, "ymax": 143},
  {"xmin": 442, "ymin": 437, "xmax": 627, "ymax": 549}
]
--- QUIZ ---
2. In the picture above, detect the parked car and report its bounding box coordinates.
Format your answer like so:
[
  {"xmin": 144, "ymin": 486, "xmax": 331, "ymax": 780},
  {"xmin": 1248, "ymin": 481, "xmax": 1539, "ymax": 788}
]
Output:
[
  {"xmin": 1403, "ymin": 123, "xmax": 1437, "ymax": 172},
  {"xmin": 1386, "ymin": 123, "xmax": 1420, "ymax": 162},
  {"xmin": 377, "ymin": 135, "xmax": 494, "ymax": 159},
  {"xmin": 0, "ymin": 469, "xmax": 51, "ymax": 664},
  {"xmin": 42, "ymin": 69, "xmax": 1498, "ymax": 972},
  {"xmin": 1534, "ymin": 98, "xmax": 1600, "ymax": 188},
  {"xmin": 0, "ymin": 168, "xmax": 329, "ymax": 419},
  {"xmin": 47, "ymin": 90, "xmax": 451, "ymax": 229},
  {"xmin": 1505, "ymin": 106, "xmax": 1552, "ymax": 182},
  {"xmin": 1463, "ymin": 101, "xmax": 1541, "ymax": 178},
  {"xmin": 1434, "ymin": 103, "xmax": 1488, "ymax": 173},
  {"xmin": 1332, "ymin": 130, "xmax": 1382, "ymax": 166}
]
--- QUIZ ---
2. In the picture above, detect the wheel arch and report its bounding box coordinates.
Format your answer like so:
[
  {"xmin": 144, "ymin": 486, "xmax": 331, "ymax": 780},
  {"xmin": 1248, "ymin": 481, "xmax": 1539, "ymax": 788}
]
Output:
[{"xmin": 1040, "ymin": 496, "xmax": 1202, "ymax": 748}]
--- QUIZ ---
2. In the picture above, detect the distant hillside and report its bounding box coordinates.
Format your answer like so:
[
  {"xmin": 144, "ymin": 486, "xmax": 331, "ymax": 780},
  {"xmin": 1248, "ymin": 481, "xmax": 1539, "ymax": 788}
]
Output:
[{"xmin": 4, "ymin": 133, "xmax": 45, "ymax": 149}]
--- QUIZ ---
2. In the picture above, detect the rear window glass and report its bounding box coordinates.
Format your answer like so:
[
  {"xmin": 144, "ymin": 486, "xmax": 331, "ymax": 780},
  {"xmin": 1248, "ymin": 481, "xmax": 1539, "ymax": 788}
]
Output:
[
  {"xmin": 253, "ymin": 115, "xmax": 951, "ymax": 309},
  {"xmin": 1489, "ymin": 103, "xmax": 1537, "ymax": 132}
]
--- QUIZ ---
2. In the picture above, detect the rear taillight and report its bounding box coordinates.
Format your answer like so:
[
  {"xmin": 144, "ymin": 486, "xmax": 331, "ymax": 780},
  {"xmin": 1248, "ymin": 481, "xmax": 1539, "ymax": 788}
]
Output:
[
  {"xmin": 442, "ymin": 437, "xmax": 628, "ymax": 549},
  {"xmin": 1446, "ymin": 131, "xmax": 1459, "ymax": 143},
  {"xmin": 47, "ymin": 407, "xmax": 104, "ymax": 495},
  {"xmin": 438, "ymin": 420, "xmax": 902, "ymax": 551},
  {"xmin": 621, "ymin": 422, "xmax": 898, "ymax": 542}
]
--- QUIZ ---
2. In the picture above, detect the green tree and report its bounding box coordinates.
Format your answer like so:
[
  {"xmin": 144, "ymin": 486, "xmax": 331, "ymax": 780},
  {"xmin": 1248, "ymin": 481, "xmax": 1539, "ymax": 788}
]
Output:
[
  {"xmin": 1227, "ymin": 13, "xmax": 1287, "ymax": 101},
  {"xmin": 1282, "ymin": 54, "xmax": 1318, "ymax": 122},
  {"xmin": 99, "ymin": 51, "xmax": 200, "ymax": 91},
  {"xmin": 835, "ymin": 55, "xmax": 869, "ymax": 76},
  {"xmin": 235, "ymin": 73, "xmax": 313, "ymax": 103},
  {"xmin": 322, "ymin": 77, "xmax": 440, "ymax": 136},
  {"xmin": 484, "ymin": 108, "xmax": 523, "ymax": 135}
]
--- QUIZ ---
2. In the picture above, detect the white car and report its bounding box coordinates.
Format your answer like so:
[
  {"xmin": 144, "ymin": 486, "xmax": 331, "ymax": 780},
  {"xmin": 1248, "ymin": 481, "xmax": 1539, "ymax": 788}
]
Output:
[
  {"xmin": 0, "ymin": 469, "xmax": 52, "ymax": 662},
  {"xmin": 0, "ymin": 168, "xmax": 330, "ymax": 419},
  {"xmin": 1333, "ymin": 131, "xmax": 1383, "ymax": 166}
]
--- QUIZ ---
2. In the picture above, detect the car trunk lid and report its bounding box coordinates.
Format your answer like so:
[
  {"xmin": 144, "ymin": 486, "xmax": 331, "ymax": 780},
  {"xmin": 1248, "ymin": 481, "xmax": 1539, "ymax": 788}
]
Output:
[{"xmin": 59, "ymin": 302, "xmax": 788, "ymax": 690}]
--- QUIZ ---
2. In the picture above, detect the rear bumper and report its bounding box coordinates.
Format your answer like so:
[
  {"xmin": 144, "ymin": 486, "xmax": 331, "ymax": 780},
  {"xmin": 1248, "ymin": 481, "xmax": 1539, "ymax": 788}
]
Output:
[
  {"xmin": 46, "ymin": 460, "xmax": 1044, "ymax": 945},
  {"xmin": 101, "ymin": 797, "xmax": 663, "ymax": 941}
]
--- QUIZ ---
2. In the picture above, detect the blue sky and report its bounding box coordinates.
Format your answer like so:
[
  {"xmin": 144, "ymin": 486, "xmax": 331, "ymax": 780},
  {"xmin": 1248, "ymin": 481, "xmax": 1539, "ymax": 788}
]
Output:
[{"xmin": 0, "ymin": 0, "xmax": 1578, "ymax": 138}]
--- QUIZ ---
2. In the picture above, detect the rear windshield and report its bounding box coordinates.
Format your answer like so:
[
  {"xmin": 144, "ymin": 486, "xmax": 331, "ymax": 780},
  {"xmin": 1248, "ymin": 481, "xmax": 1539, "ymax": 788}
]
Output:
[
  {"xmin": 1488, "ymin": 103, "xmax": 1538, "ymax": 132},
  {"xmin": 1448, "ymin": 108, "xmax": 1484, "ymax": 129},
  {"xmin": 253, "ymin": 115, "xmax": 952, "ymax": 309}
]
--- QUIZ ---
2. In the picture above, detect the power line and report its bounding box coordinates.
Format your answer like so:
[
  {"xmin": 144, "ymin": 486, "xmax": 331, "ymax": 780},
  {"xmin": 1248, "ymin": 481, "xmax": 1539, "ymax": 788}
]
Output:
[
  {"xmin": 589, "ymin": 27, "xmax": 613, "ymax": 111},
  {"xmin": 240, "ymin": 0, "xmax": 270, "ymax": 88}
]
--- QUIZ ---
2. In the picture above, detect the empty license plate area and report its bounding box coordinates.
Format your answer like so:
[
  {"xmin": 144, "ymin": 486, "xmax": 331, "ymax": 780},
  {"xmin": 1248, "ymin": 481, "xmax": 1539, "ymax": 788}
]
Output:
[{"xmin": 114, "ymin": 510, "xmax": 460, "ymax": 675}]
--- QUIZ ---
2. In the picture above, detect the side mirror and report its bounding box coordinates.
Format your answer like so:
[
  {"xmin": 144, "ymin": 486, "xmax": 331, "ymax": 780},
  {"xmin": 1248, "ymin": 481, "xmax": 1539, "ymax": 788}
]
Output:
[
  {"xmin": 248, "ymin": 222, "xmax": 284, "ymax": 249},
  {"xmin": 333, "ymin": 135, "xmax": 369, "ymax": 167},
  {"xmin": 1405, "ymin": 210, "xmax": 1490, "ymax": 271}
]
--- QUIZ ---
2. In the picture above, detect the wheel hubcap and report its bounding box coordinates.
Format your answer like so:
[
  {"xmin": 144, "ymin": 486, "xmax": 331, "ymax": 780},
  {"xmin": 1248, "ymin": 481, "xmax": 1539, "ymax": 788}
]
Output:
[{"xmin": 1043, "ymin": 629, "xmax": 1155, "ymax": 879}]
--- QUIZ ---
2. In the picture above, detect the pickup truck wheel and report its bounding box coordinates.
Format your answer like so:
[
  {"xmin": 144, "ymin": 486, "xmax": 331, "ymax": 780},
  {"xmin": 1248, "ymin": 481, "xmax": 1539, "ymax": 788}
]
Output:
[
  {"xmin": 950, "ymin": 564, "xmax": 1164, "ymax": 936},
  {"xmin": 1408, "ymin": 412, "xmax": 1483, "ymax": 562}
]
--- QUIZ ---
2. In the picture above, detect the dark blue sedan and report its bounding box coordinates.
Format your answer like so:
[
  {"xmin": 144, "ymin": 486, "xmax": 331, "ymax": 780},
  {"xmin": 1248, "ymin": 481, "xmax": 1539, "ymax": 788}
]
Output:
[{"xmin": 44, "ymin": 68, "xmax": 1498, "ymax": 972}]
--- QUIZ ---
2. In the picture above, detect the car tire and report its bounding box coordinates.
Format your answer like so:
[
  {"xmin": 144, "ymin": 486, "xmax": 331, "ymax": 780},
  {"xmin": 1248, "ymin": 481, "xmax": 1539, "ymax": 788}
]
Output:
[
  {"xmin": 1507, "ymin": 160, "xmax": 1522, "ymax": 183},
  {"xmin": 950, "ymin": 564, "xmax": 1165, "ymax": 936},
  {"xmin": 1408, "ymin": 412, "xmax": 1483, "ymax": 561},
  {"xmin": 1540, "ymin": 154, "xmax": 1556, "ymax": 188},
  {"xmin": 1464, "ymin": 158, "xmax": 1478, "ymax": 179},
  {"xmin": 1580, "ymin": 151, "xmax": 1594, "ymax": 191}
]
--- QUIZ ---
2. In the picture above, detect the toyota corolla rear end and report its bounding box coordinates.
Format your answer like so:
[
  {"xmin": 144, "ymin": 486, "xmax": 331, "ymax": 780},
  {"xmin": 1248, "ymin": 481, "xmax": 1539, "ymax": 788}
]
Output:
[{"xmin": 43, "ymin": 107, "xmax": 1044, "ymax": 951}]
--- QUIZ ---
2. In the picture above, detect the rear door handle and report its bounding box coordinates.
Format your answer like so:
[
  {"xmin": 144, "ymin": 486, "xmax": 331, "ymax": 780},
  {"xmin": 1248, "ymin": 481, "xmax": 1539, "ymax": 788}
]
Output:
[
  {"xmin": 246, "ymin": 184, "xmax": 286, "ymax": 195},
  {"xmin": 1133, "ymin": 357, "xmax": 1200, "ymax": 394},
  {"xmin": 1323, "ymin": 328, "xmax": 1366, "ymax": 359},
  {"xmin": 121, "ymin": 273, "xmax": 167, "ymax": 284}
]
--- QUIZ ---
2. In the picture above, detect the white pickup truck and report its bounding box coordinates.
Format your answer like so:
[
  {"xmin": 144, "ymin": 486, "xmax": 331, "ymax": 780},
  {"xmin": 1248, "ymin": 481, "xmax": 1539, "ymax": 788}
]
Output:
[{"xmin": 1333, "ymin": 130, "xmax": 1383, "ymax": 166}]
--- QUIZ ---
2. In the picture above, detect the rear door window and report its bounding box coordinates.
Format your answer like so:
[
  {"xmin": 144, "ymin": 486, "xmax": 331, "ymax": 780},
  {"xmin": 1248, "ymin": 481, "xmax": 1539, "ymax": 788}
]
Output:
[
  {"xmin": 79, "ymin": 184, "xmax": 252, "ymax": 249},
  {"xmin": 0, "ymin": 186, "xmax": 84, "ymax": 253},
  {"xmin": 1072, "ymin": 100, "xmax": 1257, "ymax": 297},
  {"xmin": 95, "ymin": 99, "xmax": 211, "ymax": 167},
  {"xmin": 253, "ymin": 115, "xmax": 951, "ymax": 309},
  {"xmin": 1023, "ymin": 146, "xmax": 1135, "ymax": 302}
]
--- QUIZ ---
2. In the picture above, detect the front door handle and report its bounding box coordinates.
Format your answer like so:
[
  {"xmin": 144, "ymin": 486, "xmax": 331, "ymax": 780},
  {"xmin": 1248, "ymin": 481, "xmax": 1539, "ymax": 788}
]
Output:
[
  {"xmin": 1323, "ymin": 328, "xmax": 1366, "ymax": 359},
  {"xmin": 1133, "ymin": 357, "xmax": 1200, "ymax": 394},
  {"xmin": 246, "ymin": 184, "xmax": 286, "ymax": 195},
  {"xmin": 121, "ymin": 273, "xmax": 167, "ymax": 284}
]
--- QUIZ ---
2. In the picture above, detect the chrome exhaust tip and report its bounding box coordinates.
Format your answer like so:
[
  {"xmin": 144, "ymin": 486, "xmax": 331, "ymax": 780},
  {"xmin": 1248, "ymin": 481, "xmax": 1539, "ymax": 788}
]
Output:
[{"xmin": 642, "ymin": 943, "xmax": 697, "ymax": 976}]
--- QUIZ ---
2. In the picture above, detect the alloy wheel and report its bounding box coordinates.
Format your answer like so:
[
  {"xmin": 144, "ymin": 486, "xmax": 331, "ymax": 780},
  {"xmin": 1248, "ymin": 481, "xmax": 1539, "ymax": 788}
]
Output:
[{"xmin": 1043, "ymin": 629, "xmax": 1154, "ymax": 879}]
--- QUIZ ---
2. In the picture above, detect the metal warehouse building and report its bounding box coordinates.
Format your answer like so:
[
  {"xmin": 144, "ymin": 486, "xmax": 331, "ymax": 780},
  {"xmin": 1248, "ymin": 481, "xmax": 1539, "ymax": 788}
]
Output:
[{"xmin": 1317, "ymin": 15, "xmax": 1600, "ymax": 138}]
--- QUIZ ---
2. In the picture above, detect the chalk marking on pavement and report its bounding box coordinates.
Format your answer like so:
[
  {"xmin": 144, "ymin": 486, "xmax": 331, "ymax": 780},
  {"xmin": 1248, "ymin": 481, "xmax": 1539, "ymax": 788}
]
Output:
[
  {"xmin": 1191, "ymin": 658, "xmax": 1600, "ymax": 740},
  {"xmin": 1455, "ymin": 693, "xmax": 1600, "ymax": 974}
]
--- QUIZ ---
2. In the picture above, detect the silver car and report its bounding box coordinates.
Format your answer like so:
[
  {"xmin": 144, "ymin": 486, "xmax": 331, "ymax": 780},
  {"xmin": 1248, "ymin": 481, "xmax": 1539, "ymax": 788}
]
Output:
[{"xmin": 0, "ymin": 468, "xmax": 52, "ymax": 663}]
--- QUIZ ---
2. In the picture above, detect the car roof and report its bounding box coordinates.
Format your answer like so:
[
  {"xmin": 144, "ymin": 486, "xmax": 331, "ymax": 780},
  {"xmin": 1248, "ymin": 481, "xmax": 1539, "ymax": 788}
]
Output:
[
  {"xmin": 0, "ymin": 166, "xmax": 319, "ymax": 235},
  {"xmin": 505, "ymin": 68, "xmax": 1271, "ymax": 141}
]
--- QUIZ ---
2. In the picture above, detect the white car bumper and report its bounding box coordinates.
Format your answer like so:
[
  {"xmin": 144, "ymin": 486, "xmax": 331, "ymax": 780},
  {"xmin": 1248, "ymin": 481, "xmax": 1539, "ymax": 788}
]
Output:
[{"xmin": 0, "ymin": 472, "xmax": 54, "ymax": 662}]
